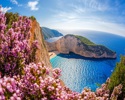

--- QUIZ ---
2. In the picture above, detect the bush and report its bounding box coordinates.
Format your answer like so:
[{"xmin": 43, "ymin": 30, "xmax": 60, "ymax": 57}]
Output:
[
  {"xmin": 108, "ymin": 56, "xmax": 125, "ymax": 99},
  {"xmin": 5, "ymin": 12, "xmax": 19, "ymax": 30},
  {"xmin": 0, "ymin": 9, "xmax": 37, "ymax": 76},
  {"xmin": 29, "ymin": 16, "xmax": 36, "ymax": 21}
]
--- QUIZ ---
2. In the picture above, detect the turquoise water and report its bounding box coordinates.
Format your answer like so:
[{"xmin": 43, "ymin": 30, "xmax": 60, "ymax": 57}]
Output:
[{"xmin": 50, "ymin": 31, "xmax": 125, "ymax": 92}]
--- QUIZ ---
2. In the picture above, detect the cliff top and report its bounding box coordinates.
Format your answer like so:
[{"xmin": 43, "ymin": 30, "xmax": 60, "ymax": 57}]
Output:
[
  {"xmin": 56, "ymin": 34, "xmax": 116, "ymax": 57},
  {"xmin": 64, "ymin": 34, "xmax": 96, "ymax": 45}
]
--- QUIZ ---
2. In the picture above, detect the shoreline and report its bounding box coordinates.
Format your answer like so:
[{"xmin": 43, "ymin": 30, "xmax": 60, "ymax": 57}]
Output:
[{"xmin": 49, "ymin": 51, "xmax": 60, "ymax": 59}]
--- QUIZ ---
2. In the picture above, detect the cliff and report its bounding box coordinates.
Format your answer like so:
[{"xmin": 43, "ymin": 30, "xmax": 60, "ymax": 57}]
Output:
[
  {"xmin": 30, "ymin": 21, "xmax": 51, "ymax": 67},
  {"xmin": 46, "ymin": 34, "xmax": 116, "ymax": 58},
  {"xmin": 4, "ymin": 12, "xmax": 51, "ymax": 67},
  {"xmin": 42, "ymin": 27, "xmax": 63, "ymax": 40}
]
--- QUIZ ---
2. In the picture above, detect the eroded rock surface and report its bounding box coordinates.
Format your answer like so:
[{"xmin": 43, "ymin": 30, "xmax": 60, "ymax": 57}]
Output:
[{"xmin": 46, "ymin": 34, "xmax": 116, "ymax": 59}]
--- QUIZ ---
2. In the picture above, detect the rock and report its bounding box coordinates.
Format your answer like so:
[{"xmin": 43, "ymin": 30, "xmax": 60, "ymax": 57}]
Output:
[
  {"xmin": 30, "ymin": 20, "xmax": 51, "ymax": 67},
  {"xmin": 46, "ymin": 34, "xmax": 116, "ymax": 59}
]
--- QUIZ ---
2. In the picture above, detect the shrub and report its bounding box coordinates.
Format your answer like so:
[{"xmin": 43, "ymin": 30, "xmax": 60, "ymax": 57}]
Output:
[
  {"xmin": 108, "ymin": 56, "xmax": 125, "ymax": 99},
  {"xmin": 29, "ymin": 16, "xmax": 36, "ymax": 21},
  {"xmin": 5, "ymin": 12, "xmax": 19, "ymax": 30},
  {"xmin": 0, "ymin": 8, "xmax": 37, "ymax": 76}
]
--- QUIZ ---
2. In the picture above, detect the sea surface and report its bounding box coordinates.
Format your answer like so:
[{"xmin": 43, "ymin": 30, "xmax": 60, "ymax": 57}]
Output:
[{"xmin": 48, "ymin": 30, "xmax": 125, "ymax": 93}]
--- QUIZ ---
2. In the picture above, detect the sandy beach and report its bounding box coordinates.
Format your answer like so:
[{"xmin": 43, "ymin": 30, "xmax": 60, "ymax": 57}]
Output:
[{"xmin": 49, "ymin": 51, "xmax": 60, "ymax": 59}]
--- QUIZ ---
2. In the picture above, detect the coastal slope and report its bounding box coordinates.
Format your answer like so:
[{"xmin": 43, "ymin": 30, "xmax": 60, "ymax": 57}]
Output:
[
  {"xmin": 41, "ymin": 27, "xmax": 63, "ymax": 40},
  {"xmin": 46, "ymin": 34, "xmax": 116, "ymax": 58}
]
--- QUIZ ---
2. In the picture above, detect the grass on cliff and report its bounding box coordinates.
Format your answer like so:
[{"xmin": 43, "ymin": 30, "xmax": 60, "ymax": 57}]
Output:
[{"xmin": 75, "ymin": 35, "xmax": 96, "ymax": 45}]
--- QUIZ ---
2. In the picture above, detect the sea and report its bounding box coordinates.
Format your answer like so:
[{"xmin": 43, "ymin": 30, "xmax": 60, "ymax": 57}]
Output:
[{"xmin": 47, "ymin": 30, "xmax": 125, "ymax": 93}]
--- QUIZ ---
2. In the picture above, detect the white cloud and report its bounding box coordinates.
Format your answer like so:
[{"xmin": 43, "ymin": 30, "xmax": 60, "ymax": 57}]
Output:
[
  {"xmin": 1, "ymin": 7, "xmax": 12, "ymax": 13},
  {"xmin": 77, "ymin": 0, "xmax": 110, "ymax": 11},
  {"xmin": 10, "ymin": 0, "xmax": 22, "ymax": 6},
  {"xmin": 55, "ymin": 11, "xmax": 78, "ymax": 20},
  {"xmin": 44, "ymin": 15, "xmax": 125, "ymax": 37},
  {"xmin": 28, "ymin": 1, "xmax": 39, "ymax": 11},
  {"xmin": 10, "ymin": 0, "xmax": 18, "ymax": 5},
  {"xmin": 40, "ymin": 0, "xmax": 125, "ymax": 37}
]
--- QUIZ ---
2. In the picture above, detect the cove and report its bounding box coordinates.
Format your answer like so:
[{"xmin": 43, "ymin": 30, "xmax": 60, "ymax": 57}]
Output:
[{"xmin": 50, "ymin": 31, "xmax": 125, "ymax": 92}]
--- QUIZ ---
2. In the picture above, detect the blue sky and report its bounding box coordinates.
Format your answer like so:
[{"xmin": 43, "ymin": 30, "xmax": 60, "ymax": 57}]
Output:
[{"xmin": 0, "ymin": 0, "xmax": 125, "ymax": 36}]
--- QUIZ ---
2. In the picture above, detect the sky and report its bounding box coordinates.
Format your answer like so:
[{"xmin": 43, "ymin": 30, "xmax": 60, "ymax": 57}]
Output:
[{"xmin": 0, "ymin": 0, "xmax": 125, "ymax": 36}]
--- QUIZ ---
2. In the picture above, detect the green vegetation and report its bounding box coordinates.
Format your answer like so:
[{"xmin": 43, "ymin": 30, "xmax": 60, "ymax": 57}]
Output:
[
  {"xmin": 42, "ymin": 27, "xmax": 63, "ymax": 40},
  {"xmin": 5, "ymin": 12, "xmax": 36, "ymax": 30},
  {"xmin": 5, "ymin": 12, "xmax": 19, "ymax": 29},
  {"xmin": 75, "ymin": 35, "xmax": 96, "ymax": 45},
  {"xmin": 29, "ymin": 16, "xmax": 36, "ymax": 21},
  {"xmin": 108, "ymin": 56, "xmax": 125, "ymax": 99}
]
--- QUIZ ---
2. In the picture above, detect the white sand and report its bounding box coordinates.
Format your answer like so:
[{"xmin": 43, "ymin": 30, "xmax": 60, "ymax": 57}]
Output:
[{"xmin": 49, "ymin": 51, "xmax": 60, "ymax": 59}]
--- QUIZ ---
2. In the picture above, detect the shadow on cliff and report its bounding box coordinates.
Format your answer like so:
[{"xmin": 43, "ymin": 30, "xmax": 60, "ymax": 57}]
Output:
[{"xmin": 57, "ymin": 52, "xmax": 116, "ymax": 66}]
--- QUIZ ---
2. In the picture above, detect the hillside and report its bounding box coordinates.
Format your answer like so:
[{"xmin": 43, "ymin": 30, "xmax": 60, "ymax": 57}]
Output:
[
  {"xmin": 46, "ymin": 34, "xmax": 116, "ymax": 58},
  {"xmin": 41, "ymin": 27, "xmax": 63, "ymax": 40}
]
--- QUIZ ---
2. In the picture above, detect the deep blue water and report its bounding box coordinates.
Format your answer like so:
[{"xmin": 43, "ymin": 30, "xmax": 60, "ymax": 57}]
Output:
[{"xmin": 49, "ymin": 30, "xmax": 125, "ymax": 93}]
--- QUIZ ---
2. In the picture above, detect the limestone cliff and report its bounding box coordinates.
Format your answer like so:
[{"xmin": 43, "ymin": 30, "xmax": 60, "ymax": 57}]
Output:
[
  {"xmin": 42, "ymin": 27, "xmax": 63, "ymax": 40},
  {"xmin": 30, "ymin": 20, "xmax": 51, "ymax": 67},
  {"xmin": 46, "ymin": 34, "xmax": 116, "ymax": 59}
]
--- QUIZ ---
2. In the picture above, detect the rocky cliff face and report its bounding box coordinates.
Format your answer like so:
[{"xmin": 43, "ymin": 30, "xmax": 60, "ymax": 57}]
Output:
[
  {"xmin": 46, "ymin": 34, "xmax": 116, "ymax": 58},
  {"xmin": 30, "ymin": 20, "xmax": 51, "ymax": 67}
]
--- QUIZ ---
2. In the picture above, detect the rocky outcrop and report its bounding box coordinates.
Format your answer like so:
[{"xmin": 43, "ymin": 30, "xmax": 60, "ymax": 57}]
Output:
[
  {"xmin": 42, "ymin": 27, "xmax": 63, "ymax": 40},
  {"xmin": 46, "ymin": 34, "xmax": 116, "ymax": 59},
  {"xmin": 30, "ymin": 21, "xmax": 51, "ymax": 67}
]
